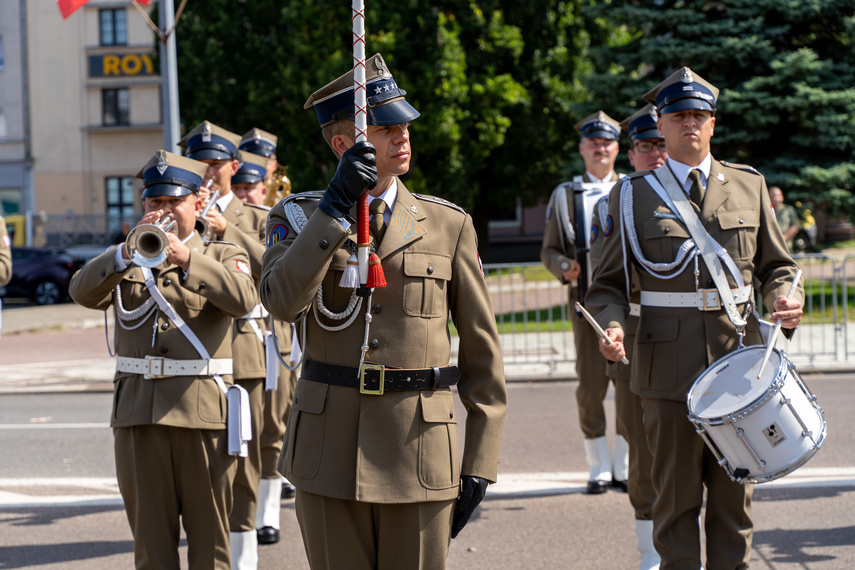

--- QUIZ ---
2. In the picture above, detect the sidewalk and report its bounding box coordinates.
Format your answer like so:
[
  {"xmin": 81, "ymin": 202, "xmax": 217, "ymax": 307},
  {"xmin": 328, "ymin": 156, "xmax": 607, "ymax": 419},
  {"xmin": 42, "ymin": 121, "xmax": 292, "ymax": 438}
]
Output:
[{"xmin": 0, "ymin": 301, "xmax": 851, "ymax": 394}]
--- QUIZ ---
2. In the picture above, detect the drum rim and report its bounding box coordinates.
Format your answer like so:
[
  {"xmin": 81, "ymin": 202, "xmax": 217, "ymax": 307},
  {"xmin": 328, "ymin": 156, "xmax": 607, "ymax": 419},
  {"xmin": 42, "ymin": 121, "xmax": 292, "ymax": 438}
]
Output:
[{"xmin": 687, "ymin": 345, "xmax": 785, "ymax": 421}]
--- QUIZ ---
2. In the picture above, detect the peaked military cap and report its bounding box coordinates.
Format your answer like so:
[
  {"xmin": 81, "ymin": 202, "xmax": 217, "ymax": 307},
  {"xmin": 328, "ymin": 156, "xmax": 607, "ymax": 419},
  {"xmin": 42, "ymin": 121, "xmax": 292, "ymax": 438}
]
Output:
[
  {"xmin": 179, "ymin": 120, "xmax": 241, "ymax": 161},
  {"xmin": 620, "ymin": 104, "xmax": 662, "ymax": 141},
  {"xmin": 233, "ymin": 150, "xmax": 268, "ymax": 185},
  {"xmin": 137, "ymin": 150, "xmax": 208, "ymax": 198},
  {"xmin": 304, "ymin": 53, "xmax": 420, "ymax": 128},
  {"xmin": 644, "ymin": 67, "xmax": 719, "ymax": 114},
  {"xmin": 575, "ymin": 111, "xmax": 621, "ymax": 140},
  {"xmin": 239, "ymin": 128, "xmax": 278, "ymax": 158}
]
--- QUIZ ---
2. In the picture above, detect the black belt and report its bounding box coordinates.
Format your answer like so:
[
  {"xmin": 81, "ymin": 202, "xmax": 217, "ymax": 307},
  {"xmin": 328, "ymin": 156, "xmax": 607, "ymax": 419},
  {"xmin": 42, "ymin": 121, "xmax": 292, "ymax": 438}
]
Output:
[{"xmin": 303, "ymin": 360, "xmax": 461, "ymax": 395}]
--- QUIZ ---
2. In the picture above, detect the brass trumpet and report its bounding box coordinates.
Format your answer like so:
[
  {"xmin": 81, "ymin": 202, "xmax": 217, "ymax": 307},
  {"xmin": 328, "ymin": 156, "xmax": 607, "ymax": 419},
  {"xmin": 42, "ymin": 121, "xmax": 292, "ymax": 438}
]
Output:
[
  {"xmin": 265, "ymin": 165, "xmax": 292, "ymax": 207},
  {"xmin": 125, "ymin": 215, "xmax": 177, "ymax": 268},
  {"xmin": 195, "ymin": 180, "xmax": 220, "ymax": 243}
]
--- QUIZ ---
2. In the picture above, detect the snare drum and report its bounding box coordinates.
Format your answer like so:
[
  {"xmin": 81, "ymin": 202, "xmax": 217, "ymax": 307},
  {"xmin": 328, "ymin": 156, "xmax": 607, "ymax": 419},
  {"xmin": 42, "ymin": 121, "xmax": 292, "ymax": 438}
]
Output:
[{"xmin": 687, "ymin": 346, "xmax": 825, "ymax": 484}]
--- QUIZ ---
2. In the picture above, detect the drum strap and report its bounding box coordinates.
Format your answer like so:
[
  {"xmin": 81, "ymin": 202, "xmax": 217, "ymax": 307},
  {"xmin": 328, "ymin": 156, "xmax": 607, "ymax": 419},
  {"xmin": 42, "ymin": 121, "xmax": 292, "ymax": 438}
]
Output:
[{"xmin": 645, "ymin": 168, "xmax": 747, "ymax": 328}]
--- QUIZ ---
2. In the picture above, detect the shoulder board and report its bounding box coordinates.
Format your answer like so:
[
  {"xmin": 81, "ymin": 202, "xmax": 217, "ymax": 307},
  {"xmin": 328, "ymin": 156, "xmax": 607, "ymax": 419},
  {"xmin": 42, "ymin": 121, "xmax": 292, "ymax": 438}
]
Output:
[
  {"xmin": 411, "ymin": 193, "xmax": 467, "ymax": 215},
  {"xmin": 280, "ymin": 190, "xmax": 324, "ymax": 207},
  {"xmin": 628, "ymin": 169, "xmax": 653, "ymax": 179},
  {"xmin": 245, "ymin": 203, "xmax": 271, "ymax": 212},
  {"xmin": 204, "ymin": 240, "xmax": 241, "ymax": 249},
  {"xmin": 719, "ymin": 161, "xmax": 761, "ymax": 175}
]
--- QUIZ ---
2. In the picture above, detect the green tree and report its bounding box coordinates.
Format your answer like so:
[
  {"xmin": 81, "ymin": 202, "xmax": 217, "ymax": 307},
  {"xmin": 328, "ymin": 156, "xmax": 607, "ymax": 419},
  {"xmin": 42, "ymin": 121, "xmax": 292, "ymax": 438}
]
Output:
[
  {"xmin": 583, "ymin": 0, "xmax": 855, "ymax": 224},
  {"xmin": 174, "ymin": 1, "xmax": 607, "ymax": 258}
]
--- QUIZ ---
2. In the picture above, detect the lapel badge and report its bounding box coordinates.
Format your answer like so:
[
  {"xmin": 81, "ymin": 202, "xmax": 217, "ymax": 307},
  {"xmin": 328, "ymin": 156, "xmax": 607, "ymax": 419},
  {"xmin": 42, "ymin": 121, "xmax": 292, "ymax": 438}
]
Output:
[
  {"xmin": 681, "ymin": 68, "xmax": 694, "ymax": 83},
  {"xmin": 156, "ymin": 150, "xmax": 168, "ymax": 175},
  {"xmin": 410, "ymin": 204, "xmax": 419, "ymax": 214},
  {"xmin": 717, "ymin": 173, "xmax": 725, "ymax": 182},
  {"xmin": 202, "ymin": 121, "xmax": 212, "ymax": 142}
]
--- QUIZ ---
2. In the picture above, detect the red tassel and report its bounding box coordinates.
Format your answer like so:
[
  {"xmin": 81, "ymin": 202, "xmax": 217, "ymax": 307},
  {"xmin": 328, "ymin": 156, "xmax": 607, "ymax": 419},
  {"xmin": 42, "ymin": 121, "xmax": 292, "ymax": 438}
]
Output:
[{"xmin": 366, "ymin": 252, "xmax": 386, "ymax": 288}]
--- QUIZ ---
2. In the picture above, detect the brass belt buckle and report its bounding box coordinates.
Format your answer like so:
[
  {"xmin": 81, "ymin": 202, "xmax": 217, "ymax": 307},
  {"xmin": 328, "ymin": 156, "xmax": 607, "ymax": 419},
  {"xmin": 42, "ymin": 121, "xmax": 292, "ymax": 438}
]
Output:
[
  {"xmin": 359, "ymin": 364, "xmax": 385, "ymax": 395},
  {"xmin": 144, "ymin": 356, "xmax": 167, "ymax": 379},
  {"xmin": 702, "ymin": 289, "xmax": 722, "ymax": 311}
]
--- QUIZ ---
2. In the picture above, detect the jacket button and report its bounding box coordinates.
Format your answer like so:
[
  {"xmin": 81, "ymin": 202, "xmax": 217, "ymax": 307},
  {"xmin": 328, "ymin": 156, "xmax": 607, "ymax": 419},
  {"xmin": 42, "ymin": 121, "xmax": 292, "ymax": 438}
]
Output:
[
  {"xmin": 427, "ymin": 266, "xmax": 434, "ymax": 275},
  {"xmin": 160, "ymin": 346, "xmax": 169, "ymax": 354},
  {"xmin": 449, "ymin": 411, "xmax": 454, "ymax": 419},
  {"xmin": 664, "ymin": 227, "xmax": 670, "ymax": 233},
  {"xmin": 163, "ymin": 279, "xmax": 172, "ymax": 287},
  {"xmin": 369, "ymin": 339, "xmax": 379, "ymax": 349},
  {"xmin": 100, "ymin": 270, "xmax": 106, "ymax": 277},
  {"xmin": 372, "ymin": 304, "xmax": 382, "ymax": 314},
  {"xmin": 707, "ymin": 280, "xmax": 714, "ymax": 288},
  {"xmin": 199, "ymin": 282, "xmax": 206, "ymax": 289},
  {"xmin": 739, "ymin": 219, "xmax": 745, "ymax": 224},
  {"xmin": 647, "ymin": 332, "xmax": 653, "ymax": 339},
  {"xmin": 161, "ymin": 322, "xmax": 170, "ymax": 331},
  {"xmin": 319, "ymin": 239, "xmax": 329, "ymax": 249}
]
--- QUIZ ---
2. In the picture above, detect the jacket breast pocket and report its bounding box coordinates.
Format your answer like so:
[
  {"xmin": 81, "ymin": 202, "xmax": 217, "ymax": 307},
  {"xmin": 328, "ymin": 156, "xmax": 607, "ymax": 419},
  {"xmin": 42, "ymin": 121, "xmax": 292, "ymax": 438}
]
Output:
[
  {"xmin": 644, "ymin": 219, "xmax": 691, "ymax": 263},
  {"xmin": 403, "ymin": 252, "xmax": 452, "ymax": 318},
  {"xmin": 717, "ymin": 209, "xmax": 759, "ymax": 260},
  {"xmin": 634, "ymin": 316, "xmax": 680, "ymax": 392},
  {"xmin": 418, "ymin": 389, "xmax": 459, "ymax": 490},
  {"xmin": 285, "ymin": 380, "xmax": 328, "ymax": 480}
]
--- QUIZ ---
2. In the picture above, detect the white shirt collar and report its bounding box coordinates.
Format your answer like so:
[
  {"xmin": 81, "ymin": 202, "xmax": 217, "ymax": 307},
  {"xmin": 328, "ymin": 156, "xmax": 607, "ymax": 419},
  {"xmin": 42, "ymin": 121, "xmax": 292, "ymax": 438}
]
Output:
[
  {"xmin": 215, "ymin": 191, "xmax": 234, "ymax": 213},
  {"xmin": 668, "ymin": 154, "xmax": 712, "ymax": 191},
  {"xmin": 368, "ymin": 179, "xmax": 398, "ymax": 223},
  {"xmin": 586, "ymin": 170, "xmax": 615, "ymax": 184}
]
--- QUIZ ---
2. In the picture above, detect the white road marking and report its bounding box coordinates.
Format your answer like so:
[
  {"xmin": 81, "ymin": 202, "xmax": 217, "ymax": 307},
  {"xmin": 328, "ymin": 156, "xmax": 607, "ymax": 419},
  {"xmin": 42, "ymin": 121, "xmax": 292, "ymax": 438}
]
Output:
[
  {"xmin": 2, "ymin": 468, "xmax": 853, "ymax": 508},
  {"xmin": 0, "ymin": 423, "xmax": 109, "ymax": 429}
]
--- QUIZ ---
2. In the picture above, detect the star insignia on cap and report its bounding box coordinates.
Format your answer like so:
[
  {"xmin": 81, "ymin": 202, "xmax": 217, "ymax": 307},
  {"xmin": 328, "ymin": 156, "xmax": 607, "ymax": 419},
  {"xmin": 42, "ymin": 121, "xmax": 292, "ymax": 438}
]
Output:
[
  {"xmin": 156, "ymin": 150, "xmax": 168, "ymax": 175},
  {"xmin": 681, "ymin": 68, "xmax": 694, "ymax": 83},
  {"xmin": 374, "ymin": 86, "xmax": 383, "ymax": 95}
]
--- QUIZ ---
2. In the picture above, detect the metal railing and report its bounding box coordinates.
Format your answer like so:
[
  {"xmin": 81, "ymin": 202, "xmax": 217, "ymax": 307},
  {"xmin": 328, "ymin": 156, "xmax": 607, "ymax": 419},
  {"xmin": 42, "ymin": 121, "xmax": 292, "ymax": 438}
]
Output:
[{"xmin": 481, "ymin": 254, "xmax": 851, "ymax": 375}]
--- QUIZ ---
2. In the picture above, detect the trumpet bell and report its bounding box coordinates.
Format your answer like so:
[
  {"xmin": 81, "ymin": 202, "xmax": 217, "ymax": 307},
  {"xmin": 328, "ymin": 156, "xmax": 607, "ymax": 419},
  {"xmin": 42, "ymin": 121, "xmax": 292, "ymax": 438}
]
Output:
[
  {"xmin": 194, "ymin": 217, "xmax": 214, "ymax": 243},
  {"xmin": 126, "ymin": 217, "xmax": 176, "ymax": 268}
]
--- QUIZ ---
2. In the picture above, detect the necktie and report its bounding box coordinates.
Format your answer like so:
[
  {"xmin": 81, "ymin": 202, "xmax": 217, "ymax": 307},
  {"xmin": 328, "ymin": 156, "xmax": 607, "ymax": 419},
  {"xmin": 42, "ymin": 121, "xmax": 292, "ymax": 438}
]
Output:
[
  {"xmin": 369, "ymin": 199, "xmax": 387, "ymax": 244},
  {"xmin": 688, "ymin": 168, "xmax": 705, "ymax": 208}
]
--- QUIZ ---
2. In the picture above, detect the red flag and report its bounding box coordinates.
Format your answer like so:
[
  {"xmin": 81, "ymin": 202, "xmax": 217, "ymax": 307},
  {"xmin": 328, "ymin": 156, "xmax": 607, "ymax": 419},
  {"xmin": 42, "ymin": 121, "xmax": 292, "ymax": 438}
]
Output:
[{"xmin": 58, "ymin": 0, "xmax": 152, "ymax": 20}]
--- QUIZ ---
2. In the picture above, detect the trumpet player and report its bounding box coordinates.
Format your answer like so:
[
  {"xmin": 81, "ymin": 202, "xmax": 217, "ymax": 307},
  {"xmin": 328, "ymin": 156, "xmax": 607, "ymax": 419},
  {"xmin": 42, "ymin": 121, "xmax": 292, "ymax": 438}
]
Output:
[
  {"xmin": 69, "ymin": 150, "xmax": 257, "ymax": 569},
  {"xmin": 233, "ymin": 148, "xmax": 300, "ymax": 546},
  {"xmin": 180, "ymin": 121, "xmax": 272, "ymax": 569}
]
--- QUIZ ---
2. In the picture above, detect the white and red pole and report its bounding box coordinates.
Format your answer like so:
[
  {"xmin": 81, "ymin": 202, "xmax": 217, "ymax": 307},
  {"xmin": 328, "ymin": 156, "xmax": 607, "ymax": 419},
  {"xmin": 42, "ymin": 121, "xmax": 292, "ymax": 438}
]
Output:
[{"xmin": 352, "ymin": 0, "xmax": 370, "ymax": 289}]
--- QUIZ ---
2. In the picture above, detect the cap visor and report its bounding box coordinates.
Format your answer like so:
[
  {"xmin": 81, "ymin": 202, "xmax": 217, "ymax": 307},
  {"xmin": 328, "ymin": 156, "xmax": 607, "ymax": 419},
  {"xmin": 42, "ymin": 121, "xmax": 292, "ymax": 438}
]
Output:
[
  {"xmin": 232, "ymin": 174, "xmax": 264, "ymax": 185},
  {"xmin": 366, "ymin": 100, "xmax": 420, "ymax": 126},
  {"xmin": 142, "ymin": 184, "xmax": 195, "ymax": 198},
  {"xmin": 186, "ymin": 149, "xmax": 234, "ymax": 161},
  {"xmin": 659, "ymin": 99, "xmax": 715, "ymax": 114},
  {"xmin": 583, "ymin": 129, "xmax": 619, "ymax": 140},
  {"xmin": 631, "ymin": 127, "xmax": 661, "ymax": 141}
]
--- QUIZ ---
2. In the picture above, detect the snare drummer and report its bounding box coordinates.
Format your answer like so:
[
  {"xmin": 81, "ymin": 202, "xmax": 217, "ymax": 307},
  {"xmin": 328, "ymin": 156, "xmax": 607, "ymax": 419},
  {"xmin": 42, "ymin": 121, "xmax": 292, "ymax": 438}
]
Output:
[{"xmin": 587, "ymin": 68, "xmax": 803, "ymax": 569}]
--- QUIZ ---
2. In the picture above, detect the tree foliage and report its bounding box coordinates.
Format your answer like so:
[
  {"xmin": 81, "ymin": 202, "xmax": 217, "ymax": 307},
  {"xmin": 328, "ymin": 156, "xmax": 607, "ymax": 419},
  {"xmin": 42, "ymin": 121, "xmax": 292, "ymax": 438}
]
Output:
[
  {"xmin": 583, "ymin": 0, "xmax": 855, "ymax": 220},
  {"xmin": 174, "ymin": 0, "xmax": 608, "ymax": 256}
]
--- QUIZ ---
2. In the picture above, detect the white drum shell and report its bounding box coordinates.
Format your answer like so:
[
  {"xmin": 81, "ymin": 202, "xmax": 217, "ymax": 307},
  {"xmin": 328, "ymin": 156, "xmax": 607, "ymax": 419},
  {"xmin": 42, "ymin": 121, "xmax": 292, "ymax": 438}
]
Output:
[{"xmin": 687, "ymin": 347, "xmax": 825, "ymax": 483}]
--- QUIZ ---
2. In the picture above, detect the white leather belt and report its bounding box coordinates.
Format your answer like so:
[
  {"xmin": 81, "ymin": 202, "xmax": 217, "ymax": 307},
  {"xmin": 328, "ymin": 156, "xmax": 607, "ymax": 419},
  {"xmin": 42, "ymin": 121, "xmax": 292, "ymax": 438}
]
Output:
[
  {"xmin": 116, "ymin": 355, "xmax": 233, "ymax": 379},
  {"xmin": 239, "ymin": 304, "xmax": 269, "ymax": 320},
  {"xmin": 640, "ymin": 286, "xmax": 752, "ymax": 311},
  {"xmin": 629, "ymin": 303, "xmax": 641, "ymax": 317}
]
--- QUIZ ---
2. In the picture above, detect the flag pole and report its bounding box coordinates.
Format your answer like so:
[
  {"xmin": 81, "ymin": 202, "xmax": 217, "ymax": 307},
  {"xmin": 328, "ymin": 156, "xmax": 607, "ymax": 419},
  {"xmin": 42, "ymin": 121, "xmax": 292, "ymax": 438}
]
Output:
[{"xmin": 352, "ymin": 0, "xmax": 371, "ymax": 292}]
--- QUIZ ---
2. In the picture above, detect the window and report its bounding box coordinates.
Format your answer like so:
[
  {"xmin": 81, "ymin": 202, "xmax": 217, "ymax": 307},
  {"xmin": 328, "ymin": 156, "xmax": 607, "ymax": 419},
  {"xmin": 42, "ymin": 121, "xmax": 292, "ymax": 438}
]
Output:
[
  {"xmin": 102, "ymin": 88, "xmax": 130, "ymax": 126},
  {"xmin": 99, "ymin": 9, "xmax": 127, "ymax": 46},
  {"xmin": 106, "ymin": 177, "xmax": 137, "ymax": 236}
]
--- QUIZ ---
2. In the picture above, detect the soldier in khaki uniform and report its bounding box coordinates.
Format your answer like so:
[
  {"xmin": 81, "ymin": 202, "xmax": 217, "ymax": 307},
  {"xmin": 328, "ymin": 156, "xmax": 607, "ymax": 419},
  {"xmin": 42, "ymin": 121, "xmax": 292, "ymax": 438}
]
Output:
[
  {"xmin": 589, "ymin": 104, "xmax": 663, "ymax": 570},
  {"xmin": 232, "ymin": 144, "xmax": 300, "ymax": 545},
  {"xmin": 180, "ymin": 121, "xmax": 272, "ymax": 569},
  {"xmin": 259, "ymin": 54, "xmax": 507, "ymax": 570},
  {"xmin": 69, "ymin": 150, "xmax": 258, "ymax": 569},
  {"xmin": 588, "ymin": 68, "xmax": 804, "ymax": 569},
  {"xmin": 541, "ymin": 111, "xmax": 628, "ymax": 494}
]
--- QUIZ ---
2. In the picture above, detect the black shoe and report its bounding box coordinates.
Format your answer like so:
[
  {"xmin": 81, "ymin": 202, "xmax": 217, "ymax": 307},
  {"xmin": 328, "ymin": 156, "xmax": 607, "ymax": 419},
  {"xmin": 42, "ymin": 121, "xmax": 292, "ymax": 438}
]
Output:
[
  {"xmin": 610, "ymin": 478, "xmax": 628, "ymax": 493},
  {"xmin": 257, "ymin": 526, "xmax": 280, "ymax": 545},
  {"xmin": 586, "ymin": 479, "xmax": 610, "ymax": 494},
  {"xmin": 281, "ymin": 480, "xmax": 296, "ymax": 499}
]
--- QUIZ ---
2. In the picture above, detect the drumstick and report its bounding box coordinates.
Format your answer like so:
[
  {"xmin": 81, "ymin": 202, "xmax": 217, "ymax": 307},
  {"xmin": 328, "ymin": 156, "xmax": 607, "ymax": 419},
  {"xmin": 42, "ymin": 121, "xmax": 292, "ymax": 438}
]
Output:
[
  {"xmin": 756, "ymin": 269, "xmax": 802, "ymax": 379},
  {"xmin": 575, "ymin": 302, "xmax": 630, "ymax": 365}
]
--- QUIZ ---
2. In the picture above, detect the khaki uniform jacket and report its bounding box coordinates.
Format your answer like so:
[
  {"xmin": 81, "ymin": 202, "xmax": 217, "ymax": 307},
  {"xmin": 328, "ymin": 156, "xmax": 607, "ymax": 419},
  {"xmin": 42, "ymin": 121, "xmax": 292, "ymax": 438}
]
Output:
[
  {"xmin": 221, "ymin": 196, "xmax": 269, "ymax": 380},
  {"xmin": 587, "ymin": 160, "xmax": 804, "ymax": 401},
  {"xmin": 69, "ymin": 234, "xmax": 257, "ymax": 428},
  {"xmin": 260, "ymin": 182, "xmax": 507, "ymax": 504},
  {"xmin": 541, "ymin": 172, "xmax": 620, "ymax": 289},
  {"xmin": 0, "ymin": 217, "xmax": 11, "ymax": 286}
]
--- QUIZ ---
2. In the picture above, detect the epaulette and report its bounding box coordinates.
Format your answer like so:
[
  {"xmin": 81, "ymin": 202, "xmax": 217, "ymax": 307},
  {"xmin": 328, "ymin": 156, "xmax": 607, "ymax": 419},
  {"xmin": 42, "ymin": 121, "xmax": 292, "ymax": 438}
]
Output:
[
  {"xmin": 204, "ymin": 240, "xmax": 241, "ymax": 249},
  {"xmin": 719, "ymin": 161, "xmax": 761, "ymax": 175},
  {"xmin": 628, "ymin": 169, "xmax": 653, "ymax": 179},
  {"xmin": 412, "ymin": 193, "xmax": 467, "ymax": 215},
  {"xmin": 245, "ymin": 203, "xmax": 271, "ymax": 212}
]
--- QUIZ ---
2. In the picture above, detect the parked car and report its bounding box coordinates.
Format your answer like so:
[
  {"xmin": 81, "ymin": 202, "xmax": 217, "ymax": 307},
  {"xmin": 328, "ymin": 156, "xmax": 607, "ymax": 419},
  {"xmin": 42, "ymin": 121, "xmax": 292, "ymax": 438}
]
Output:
[{"xmin": 0, "ymin": 247, "xmax": 84, "ymax": 305}]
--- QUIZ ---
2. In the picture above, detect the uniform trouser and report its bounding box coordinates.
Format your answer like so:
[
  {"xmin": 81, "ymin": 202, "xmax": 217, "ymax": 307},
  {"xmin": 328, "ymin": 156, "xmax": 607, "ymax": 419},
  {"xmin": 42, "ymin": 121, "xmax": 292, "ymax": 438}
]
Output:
[
  {"xmin": 295, "ymin": 489, "xmax": 456, "ymax": 570},
  {"xmin": 614, "ymin": 378, "xmax": 655, "ymax": 519},
  {"xmin": 229, "ymin": 377, "xmax": 265, "ymax": 532},
  {"xmin": 642, "ymin": 398, "xmax": 753, "ymax": 570},
  {"xmin": 572, "ymin": 305, "xmax": 613, "ymax": 439},
  {"xmin": 260, "ymin": 364, "xmax": 298, "ymax": 478},
  {"xmin": 114, "ymin": 424, "xmax": 236, "ymax": 570}
]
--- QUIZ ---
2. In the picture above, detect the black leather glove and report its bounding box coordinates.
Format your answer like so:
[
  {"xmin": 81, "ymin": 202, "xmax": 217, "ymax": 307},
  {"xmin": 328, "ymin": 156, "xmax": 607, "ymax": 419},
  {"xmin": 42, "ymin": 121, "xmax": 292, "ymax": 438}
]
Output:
[
  {"xmin": 318, "ymin": 140, "xmax": 378, "ymax": 219},
  {"xmin": 451, "ymin": 476, "xmax": 488, "ymax": 539}
]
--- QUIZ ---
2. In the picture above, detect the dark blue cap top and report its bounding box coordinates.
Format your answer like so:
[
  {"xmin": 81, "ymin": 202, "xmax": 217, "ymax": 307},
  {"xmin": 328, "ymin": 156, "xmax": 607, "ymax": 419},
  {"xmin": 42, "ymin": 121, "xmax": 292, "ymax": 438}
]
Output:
[
  {"xmin": 233, "ymin": 151, "xmax": 267, "ymax": 185},
  {"xmin": 621, "ymin": 105, "xmax": 662, "ymax": 141},
  {"xmin": 179, "ymin": 121, "xmax": 242, "ymax": 161},
  {"xmin": 643, "ymin": 67, "xmax": 719, "ymax": 115},
  {"xmin": 136, "ymin": 150, "xmax": 208, "ymax": 198}
]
